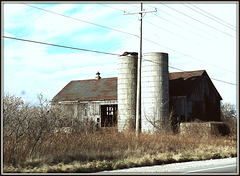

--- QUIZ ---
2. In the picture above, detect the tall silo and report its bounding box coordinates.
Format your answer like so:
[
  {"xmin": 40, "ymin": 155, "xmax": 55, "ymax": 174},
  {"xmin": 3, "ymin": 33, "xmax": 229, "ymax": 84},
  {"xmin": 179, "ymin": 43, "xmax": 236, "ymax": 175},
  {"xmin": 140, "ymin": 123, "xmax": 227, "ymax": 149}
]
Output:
[
  {"xmin": 141, "ymin": 52, "xmax": 169, "ymax": 133},
  {"xmin": 117, "ymin": 54, "xmax": 138, "ymax": 132}
]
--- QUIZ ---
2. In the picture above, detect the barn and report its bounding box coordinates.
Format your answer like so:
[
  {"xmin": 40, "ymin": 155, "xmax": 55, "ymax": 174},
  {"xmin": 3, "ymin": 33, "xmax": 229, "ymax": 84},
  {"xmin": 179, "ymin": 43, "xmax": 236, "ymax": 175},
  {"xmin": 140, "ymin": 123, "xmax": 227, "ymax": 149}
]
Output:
[
  {"xmin": 169, "ymin": 70, "xmax": 222, "ymax": 122},
  {"xmin": 51, "ymin": 72, "xmax": 118, "ymax": 128},
  {"xmin": 51, "ymin": 70, "xmax": 222, "ymax": 129}
]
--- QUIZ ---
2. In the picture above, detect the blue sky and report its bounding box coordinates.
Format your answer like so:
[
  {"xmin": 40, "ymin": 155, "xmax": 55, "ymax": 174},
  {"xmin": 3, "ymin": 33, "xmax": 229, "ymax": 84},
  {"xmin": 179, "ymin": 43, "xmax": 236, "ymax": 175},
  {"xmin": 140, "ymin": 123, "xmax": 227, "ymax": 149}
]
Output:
[{"xmin": 2, "ymin": 2, "xmax": 238, "ymax": 106}]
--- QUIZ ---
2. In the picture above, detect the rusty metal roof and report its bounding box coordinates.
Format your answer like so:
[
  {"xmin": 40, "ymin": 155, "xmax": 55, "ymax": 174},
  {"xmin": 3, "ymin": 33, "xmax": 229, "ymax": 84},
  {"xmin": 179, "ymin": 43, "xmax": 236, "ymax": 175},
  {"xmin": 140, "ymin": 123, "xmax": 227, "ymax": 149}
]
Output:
[
  {"xmin": 52, "ymin": 70, "xmax": 222, "ymax": 102},
  {"xmin": 52, "ymin": 77, "xmax": 117, "ymax": 102},
  {"xmin": 169, "ymin": 70, "xmax": 205, "ymax": 80}
]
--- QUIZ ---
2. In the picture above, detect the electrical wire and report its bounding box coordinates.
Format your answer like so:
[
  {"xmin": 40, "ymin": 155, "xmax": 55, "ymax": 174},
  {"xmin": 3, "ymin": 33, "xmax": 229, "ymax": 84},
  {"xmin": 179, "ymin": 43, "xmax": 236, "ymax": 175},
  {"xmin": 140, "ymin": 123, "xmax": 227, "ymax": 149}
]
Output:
[
  {"xmin": 182, "ymin": 3, "xmax": 236, "ymax": 31},
  {"xmin": 151, "ymin": 13, "xmax": 210, "ymax": 41},
  {"xmin": 189, "ymin": 3, "xmax": 236, "ymax": 29},
  {"xmin": 143, "ymin": 59, "xmax": 236, "ymax": 86},
  {"xmin": 23, "ymin": 3, "xmax": 201, "ymax": 64},
  {"xmin": 145, "ymin": 4, "xmax": 214, "ymax": 41},
  {"xmin": 18, "ymin": 3, "xmax": 236, "ymax": 75},
  {"xmin": 148, "ymin": 36, "xmax": 236, "ymax": 75},
  {"xmin": 142, "ymin": 37, "xmax": 235, "ymax": 75},
  {"xmin": 137, "ymin": 5, "xmax": 236, "ymax": 74},
  {"xmin": 21, "ymin": 3, "xmax": 139, "ymax": 38},
  {"xmin": 97, "ymin": 3, "xmax": 125, "ymax": 12},
  {"xmin": 160, "ymin": 3, "xmax": 236, "ymax": 38},
  {"xmin": 99, "ymin": 4, "xmax": 201, "ymax": 45},
  {"xmin": 3, "ymin": 36, "xmax": 121, "ymax": 56},
  {"xmin": 4, "ymin": 36, "xmax": 236, "ymax": 86},
  {"xmin": 144, "ymin": 20, "xmax": 201, "ymax": 45}
]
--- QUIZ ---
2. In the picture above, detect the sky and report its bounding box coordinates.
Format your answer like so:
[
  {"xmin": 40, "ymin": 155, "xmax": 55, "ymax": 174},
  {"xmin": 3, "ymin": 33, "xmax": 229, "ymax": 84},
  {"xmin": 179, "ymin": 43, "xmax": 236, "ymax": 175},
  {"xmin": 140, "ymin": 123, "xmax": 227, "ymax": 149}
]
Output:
[{"xmin": 2, "ymin": 1, "xmax": 238, "ymax": 106}]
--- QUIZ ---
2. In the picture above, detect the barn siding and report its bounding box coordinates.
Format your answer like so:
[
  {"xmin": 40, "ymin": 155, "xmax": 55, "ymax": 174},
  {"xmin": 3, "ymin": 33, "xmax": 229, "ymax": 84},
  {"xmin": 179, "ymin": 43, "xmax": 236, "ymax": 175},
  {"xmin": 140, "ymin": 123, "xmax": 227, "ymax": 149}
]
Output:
[
  {"xmin": 187, "ymin": 78, "xmax": 206, "ymax": 121},
  {"xmin": 52, "ymin": 100, "xmax": 118, "ymax": 127},
  {"xmin": 170, "ymin": 96, "xmax": 187, "ymax": 120},
  {"xmin": 187, "ymin": 77, "xmax": 221, "ymax": 121},
  {"xmin": 77, "ymin": 100, "xmax": 117, "ymax": 123},
  {"xmin": 170, "ymin": 77, "xmax": 221, "ymax": 122}
]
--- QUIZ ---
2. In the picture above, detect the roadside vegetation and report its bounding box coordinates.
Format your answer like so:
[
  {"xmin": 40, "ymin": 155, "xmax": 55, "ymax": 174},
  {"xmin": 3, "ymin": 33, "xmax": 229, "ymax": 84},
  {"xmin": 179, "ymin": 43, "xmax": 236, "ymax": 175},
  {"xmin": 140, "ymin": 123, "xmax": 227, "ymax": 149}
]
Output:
[{"xmin": 3, "ymin": 93, "xmax": 237, "ymax": 173}]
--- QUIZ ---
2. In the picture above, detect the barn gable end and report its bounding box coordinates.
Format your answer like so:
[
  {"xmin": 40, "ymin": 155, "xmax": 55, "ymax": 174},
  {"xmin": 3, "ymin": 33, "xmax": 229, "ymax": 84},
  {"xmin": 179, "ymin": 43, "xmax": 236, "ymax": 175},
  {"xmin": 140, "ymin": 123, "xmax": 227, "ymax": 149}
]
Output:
[{"xmin": 169, "ymin": 70, "xmax": 222, "ymax": 122}]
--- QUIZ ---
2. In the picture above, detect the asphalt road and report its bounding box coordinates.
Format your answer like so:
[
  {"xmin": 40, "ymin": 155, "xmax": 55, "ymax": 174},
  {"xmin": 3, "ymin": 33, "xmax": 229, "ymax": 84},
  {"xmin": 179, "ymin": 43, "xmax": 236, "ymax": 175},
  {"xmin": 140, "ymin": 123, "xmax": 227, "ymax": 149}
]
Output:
[{"xmin": 98, "ymin": 157, "xmax": 238, "ymax": 174}]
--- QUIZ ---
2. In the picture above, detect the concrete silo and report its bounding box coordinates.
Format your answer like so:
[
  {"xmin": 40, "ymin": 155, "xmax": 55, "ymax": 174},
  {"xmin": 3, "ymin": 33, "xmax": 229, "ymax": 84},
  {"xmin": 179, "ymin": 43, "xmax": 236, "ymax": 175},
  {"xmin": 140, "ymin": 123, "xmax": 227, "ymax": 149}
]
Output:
[
  {"xmin": 141, "ymin": 52, "xmax": 169, "ymax": 133},
  {"xmin": 117, "ymin": 54, "xmax": 138, "ymax": 132}
]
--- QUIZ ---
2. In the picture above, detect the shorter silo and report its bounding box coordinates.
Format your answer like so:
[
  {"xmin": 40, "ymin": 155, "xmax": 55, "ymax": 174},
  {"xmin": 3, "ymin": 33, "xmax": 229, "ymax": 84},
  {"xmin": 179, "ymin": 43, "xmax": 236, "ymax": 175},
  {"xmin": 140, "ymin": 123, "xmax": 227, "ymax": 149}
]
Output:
[
  {"xmin": 117, "ymin": 54, "xmax": 138, "ymax": 132},
  {"xmin": 141, "ymin": 52, "xmax": 169, "ymax": 133}
]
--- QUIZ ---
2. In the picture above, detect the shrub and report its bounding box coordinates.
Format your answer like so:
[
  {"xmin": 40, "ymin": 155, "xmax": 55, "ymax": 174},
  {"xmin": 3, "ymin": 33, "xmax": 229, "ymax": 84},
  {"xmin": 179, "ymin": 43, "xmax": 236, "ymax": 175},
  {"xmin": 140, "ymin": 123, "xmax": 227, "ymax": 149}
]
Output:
[
  {"xmin": 220, "ymin": 102, "xmax": 237, "ymax": 136},
  {"xmin": 2, "ymin": 93, "xmax": 237, "ymax": 172}
]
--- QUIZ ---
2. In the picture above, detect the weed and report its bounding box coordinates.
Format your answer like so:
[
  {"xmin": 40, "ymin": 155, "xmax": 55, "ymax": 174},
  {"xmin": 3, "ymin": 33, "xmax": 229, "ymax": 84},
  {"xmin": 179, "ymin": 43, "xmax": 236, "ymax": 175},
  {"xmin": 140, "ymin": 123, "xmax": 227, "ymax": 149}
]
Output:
[{"xmin": 2, "ymin": 93, "xmax": 237, "ymax": 173}]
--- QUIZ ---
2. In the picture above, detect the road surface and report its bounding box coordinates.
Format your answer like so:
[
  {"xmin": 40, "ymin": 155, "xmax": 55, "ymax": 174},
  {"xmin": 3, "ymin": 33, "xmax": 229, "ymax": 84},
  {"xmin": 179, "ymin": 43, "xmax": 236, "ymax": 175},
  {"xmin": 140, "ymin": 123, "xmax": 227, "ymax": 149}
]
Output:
[{"xmin": 98, "ymin": 157, "xmax": 238, "ymax": 174}]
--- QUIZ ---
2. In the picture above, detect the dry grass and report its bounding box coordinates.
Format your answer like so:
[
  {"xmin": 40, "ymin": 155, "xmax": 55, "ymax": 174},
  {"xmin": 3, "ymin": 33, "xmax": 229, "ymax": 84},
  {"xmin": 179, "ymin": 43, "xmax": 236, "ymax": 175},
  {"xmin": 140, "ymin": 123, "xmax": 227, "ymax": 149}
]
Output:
[
  {"xmin": 3, "ymin": 93, "xmax": 237, "ymax": 173},
  {"xmin": 3, "ymin": 129, "xmax": 237, "ymax": 173}
]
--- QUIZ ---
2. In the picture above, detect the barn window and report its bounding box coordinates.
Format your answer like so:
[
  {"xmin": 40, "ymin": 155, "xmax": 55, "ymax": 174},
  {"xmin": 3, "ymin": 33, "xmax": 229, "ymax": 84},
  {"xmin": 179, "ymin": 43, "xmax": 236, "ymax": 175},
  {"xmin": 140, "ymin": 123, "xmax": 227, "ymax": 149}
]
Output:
[
  {"xmin": 108, "ymin": 107, "xmax": 114, "ymax": 115},
  {"xmin": 100, "ymin": 105, "xmax": 117, "ymax": 127}
]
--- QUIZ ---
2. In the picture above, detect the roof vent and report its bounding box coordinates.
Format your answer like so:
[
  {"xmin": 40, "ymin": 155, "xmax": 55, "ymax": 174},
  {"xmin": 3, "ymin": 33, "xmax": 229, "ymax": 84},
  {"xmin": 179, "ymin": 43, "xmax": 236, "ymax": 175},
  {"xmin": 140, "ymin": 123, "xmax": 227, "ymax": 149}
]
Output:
[{"xmin": 95, "ymin": 71, "xmax": 101, "ymax": 80}]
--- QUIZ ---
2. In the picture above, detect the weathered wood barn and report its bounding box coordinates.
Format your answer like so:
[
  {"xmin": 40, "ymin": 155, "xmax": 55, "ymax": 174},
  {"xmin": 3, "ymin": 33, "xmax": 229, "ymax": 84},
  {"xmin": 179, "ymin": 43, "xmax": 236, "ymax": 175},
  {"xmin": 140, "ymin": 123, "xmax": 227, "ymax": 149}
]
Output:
[
  {"xmin": 169, "ymin": 70, "xmax": 222, "ymax": 122},
  {"xmin": 51, "ymin": 70, "xmax": 222, "ymax": 128},
  {"xmin": 52, "ymin": 72, "xmax": 118, "ymax": 128}
]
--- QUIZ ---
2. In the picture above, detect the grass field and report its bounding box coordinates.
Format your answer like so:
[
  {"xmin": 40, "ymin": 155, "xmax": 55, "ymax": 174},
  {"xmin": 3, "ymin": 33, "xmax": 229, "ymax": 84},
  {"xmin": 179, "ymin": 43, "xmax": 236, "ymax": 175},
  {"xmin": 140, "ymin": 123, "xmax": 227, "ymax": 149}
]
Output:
[
  {"xmin": 3, "ymin": 128, "xmax": 237, "ymax": 173},
  {"xmin": 3, "ymin": 93, "xmax": 237, "ymax": 173}
]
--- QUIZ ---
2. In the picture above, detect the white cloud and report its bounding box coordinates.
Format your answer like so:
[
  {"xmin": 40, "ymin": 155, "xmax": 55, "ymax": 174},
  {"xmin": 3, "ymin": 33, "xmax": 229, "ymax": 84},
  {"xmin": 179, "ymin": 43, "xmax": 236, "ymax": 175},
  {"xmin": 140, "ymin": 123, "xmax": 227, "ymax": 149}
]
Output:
[
  {"xmin": 3, "ymin": 3, "xmax": 237, "ymax": 105},
  {"xmin": 3, "ymin": 4, "xmax": 28, "ymax": 24},
  {"xmin": 48, "ymin": 4, "xmax": 79, "ymax": 14},
  {"xmin": 3, "ymin": 32, "xmax": 14, "ymax": 37}
]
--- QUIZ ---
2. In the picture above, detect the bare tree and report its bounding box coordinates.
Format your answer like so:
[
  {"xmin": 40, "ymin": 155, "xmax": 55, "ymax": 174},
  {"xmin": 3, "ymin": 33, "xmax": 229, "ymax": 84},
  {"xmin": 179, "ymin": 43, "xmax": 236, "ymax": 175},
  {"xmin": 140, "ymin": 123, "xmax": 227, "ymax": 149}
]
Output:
[
  {"xmin": 220, "ymin": 102, "xmax": 237, "ymax": 136},
  {"xmin": 142, "ymin": 99, "xmax": 175, "ymax": 134},
  {"xmin": 3, "ymin": 93, "xmax": 99, "ymax": 166},
  {"xmin": 221, "ymin": 102, "xmax": 237, "ymax": 120},
  {"xmin": 3, "ymin": 93, "xmax": 31, "ymax": 165}
]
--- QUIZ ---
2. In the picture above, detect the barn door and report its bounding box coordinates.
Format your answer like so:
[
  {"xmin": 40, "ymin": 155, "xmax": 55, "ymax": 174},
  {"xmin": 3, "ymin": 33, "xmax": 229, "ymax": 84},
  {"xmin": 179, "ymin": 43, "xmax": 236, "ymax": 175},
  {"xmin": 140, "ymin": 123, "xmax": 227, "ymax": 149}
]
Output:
[{"xmin": 100, "ymin": 105, "xmax": 117, "ymax": 127}]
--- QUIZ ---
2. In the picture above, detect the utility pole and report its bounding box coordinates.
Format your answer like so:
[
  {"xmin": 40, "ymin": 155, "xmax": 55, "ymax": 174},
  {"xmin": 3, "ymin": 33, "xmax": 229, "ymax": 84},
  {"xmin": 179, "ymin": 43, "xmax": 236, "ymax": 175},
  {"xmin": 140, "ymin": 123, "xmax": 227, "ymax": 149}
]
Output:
[{"xmin": 124, "ymin": 3, "xmax": 157, "ymax": 137}]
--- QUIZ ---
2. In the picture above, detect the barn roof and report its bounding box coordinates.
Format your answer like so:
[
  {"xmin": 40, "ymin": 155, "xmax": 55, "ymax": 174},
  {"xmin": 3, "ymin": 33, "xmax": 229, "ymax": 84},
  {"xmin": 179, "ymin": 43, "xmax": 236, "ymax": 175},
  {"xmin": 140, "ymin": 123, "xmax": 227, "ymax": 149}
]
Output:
[
  {"xmin": 169, "ymin": 70, "xmax": 203, "ymax": 96},
  {"xmin": 52, "ymin": 70, "xmax": 222, "ymax": 102},
  {"xmin": 169, "ymin": 70, "xmax": 222, "ymax": 100},
  {"xmin": 52, "ymin": 77, "xmax": 117, "ymax": 102}
]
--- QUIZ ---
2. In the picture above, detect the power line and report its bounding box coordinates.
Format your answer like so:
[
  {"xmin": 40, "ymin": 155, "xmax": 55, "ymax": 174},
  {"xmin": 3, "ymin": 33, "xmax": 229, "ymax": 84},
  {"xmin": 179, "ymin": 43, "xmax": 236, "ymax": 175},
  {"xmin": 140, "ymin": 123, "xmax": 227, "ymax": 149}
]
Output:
[
  {"xmin": 97, "ymin": 3, "xmax": 125, "ymax": 12},
  {"xmin": 143, "ymin": 5, "xmax": 236, "ymax": 74},
  {"xmin": 209, "ymin": 77, "xmax": 236, "ymax": 86},
  {"xmin": 21, "ymin": 3, "xmax": 139, "ymax": 38},
  {"xmin": 143, "ymin": 59, "xmax": 236, "ymax": 86},
  {"xmin": 21, "ymin": 3, "xmax": 192, "ymax": 62},
  {"xmin": 182, "ymin": 3, "xmax": 236, "ymax": 31},
  {"xmin": 161, "ymin": 3, "xmax": 236, "ymax": 38},
  {"xmin": 145, "ymin": 4, "xmax": 215, "ymax": 41},
  {"xmin": 147, "ymin": 4, "xmax": 237, "ymax": 45},
  {"xmin": 100, "ymin": 3, "xmax": 196, "ymax": 44},
  {"xmin": 150, "ymin": 13, "xmax": 210, "ymax": 41},
  {"xmin": 97, "ymin": 4, "xmax": 234, "ymax": 75},
  {"xmin": 142, "ymin": 37, "xmax": 235, "ymax": 74},
  {"xmin": 101, "ymin": 4, "xmax": 232, "ymax": 74},
  {"xmin": 4, "ymin": 36, "xmax": 236, "ymax": 86},
  {"xmin": 100, "ymin": 3, "xmax": 229, "ymax": 73},
  {"xmin": 3, "ymin": 36, "xmax": 121, "ymax": 56},
  {"xmin": 20, "ymin": 3, "xmax": 236, "ymax": 75},
  {"xmin": 189, "ymin": 3, "xmax": 236, "ymax": 29},
  {"xmin": 144, "ymin": 20, "xmax": 201, "ymax": 45}
]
